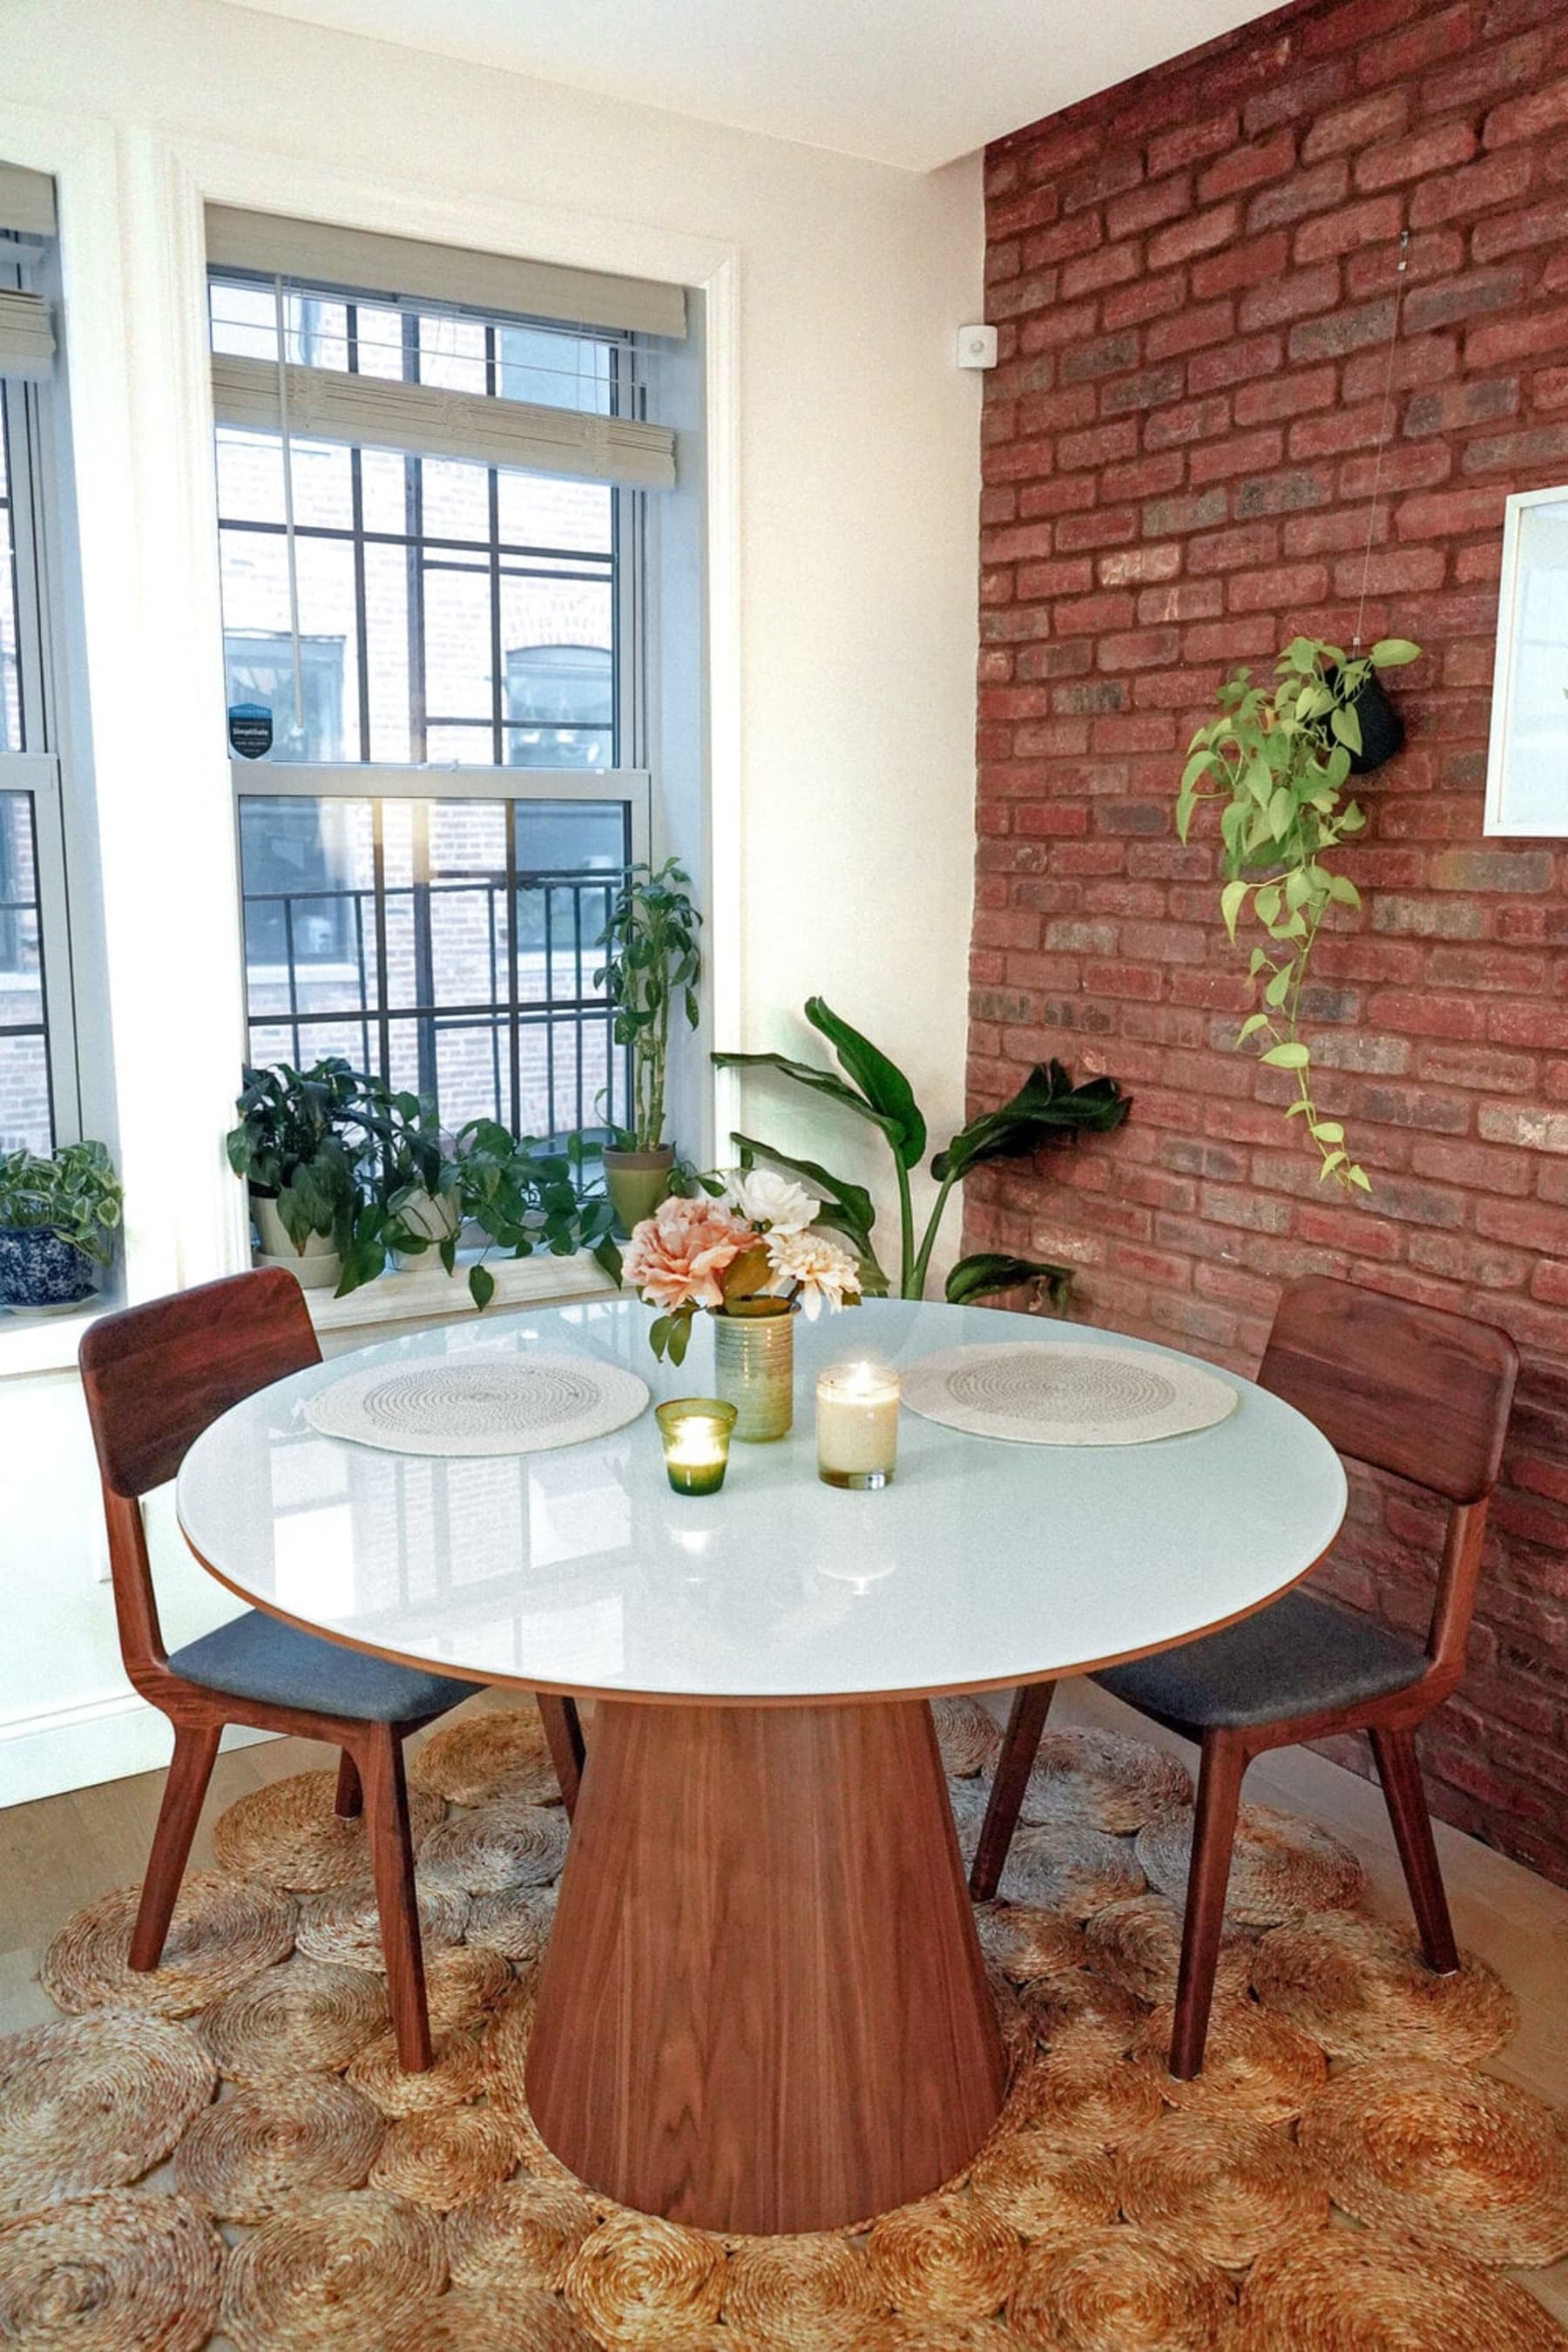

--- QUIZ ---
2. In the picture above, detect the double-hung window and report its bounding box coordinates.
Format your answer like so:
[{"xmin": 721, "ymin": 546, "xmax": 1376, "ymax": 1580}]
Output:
[
  {"xmin": 206, "ymin": 210, "xmax": 687, "ymax": 1146},
  {"xmin": 0, "ymin": 164, "xmax": 73, "ymax": 1155}
]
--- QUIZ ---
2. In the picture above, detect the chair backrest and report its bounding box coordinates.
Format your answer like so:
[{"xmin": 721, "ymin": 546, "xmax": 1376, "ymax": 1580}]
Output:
[
  {"xmin": 1257, "ymin": 1275, "xmax": 1517, "ymax": 1505},
  {"xmin": 78, "ymin": 1269, "xmax": 321, "ymax": 1678},
  {"xmin": 1257, "ymin": 1274, "xmax": 1518, "ymax": 1680}
]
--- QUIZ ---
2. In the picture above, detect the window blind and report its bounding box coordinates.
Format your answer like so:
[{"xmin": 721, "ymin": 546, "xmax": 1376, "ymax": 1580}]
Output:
[
  {"xmin": 205, "ymin": 206, "xmax": 686, "ymax": 342},
  {"xmin": 210, "ymin": 352, "xmax": 676, "ymax": 491},
  {"xmin": 0, "ymin": 164, "xmax": 56, "ymax": 240},
  {"xmin": 0, "ymin": 288, "xmax": 53, "ymax": 378}
]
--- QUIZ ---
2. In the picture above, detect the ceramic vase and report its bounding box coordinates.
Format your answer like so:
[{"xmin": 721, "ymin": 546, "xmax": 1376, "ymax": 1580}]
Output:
[{"xmin": 711, "ymin": 1306, "xmax": 794, "ymax": 1442}]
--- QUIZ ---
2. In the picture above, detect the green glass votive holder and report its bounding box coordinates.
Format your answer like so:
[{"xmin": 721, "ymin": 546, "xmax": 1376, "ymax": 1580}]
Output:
[{"xmin": 657, "ymin": 1398, "xmax": 739, "ymax": 1497}]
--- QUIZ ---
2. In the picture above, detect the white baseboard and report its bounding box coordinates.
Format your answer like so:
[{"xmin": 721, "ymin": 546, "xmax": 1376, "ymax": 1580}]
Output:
[{"xmin": 0, "ymin": 1690, "xmax": 275, "ymax": 1809}]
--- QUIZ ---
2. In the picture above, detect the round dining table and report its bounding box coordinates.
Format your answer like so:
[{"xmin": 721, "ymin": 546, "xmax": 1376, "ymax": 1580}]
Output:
[{"xmin": 176, "ymin": 1293, "xmax": 1347, "ymax": 2235}]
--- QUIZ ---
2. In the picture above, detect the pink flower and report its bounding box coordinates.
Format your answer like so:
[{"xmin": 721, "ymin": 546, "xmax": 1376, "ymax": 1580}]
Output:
[{"xmin": 623, "ymin": 1193, "xmax": 751, "ymax": 1312}]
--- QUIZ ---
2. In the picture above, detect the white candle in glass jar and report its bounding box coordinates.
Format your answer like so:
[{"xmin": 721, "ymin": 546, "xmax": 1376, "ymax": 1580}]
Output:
[{"xmin": 816, "ymin": 1362, "xmax": 901, "ymax": 1490}]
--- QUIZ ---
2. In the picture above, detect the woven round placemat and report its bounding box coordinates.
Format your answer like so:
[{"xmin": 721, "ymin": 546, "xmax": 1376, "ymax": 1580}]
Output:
[
  {"xmin": 1251, "ymin": 1909, "xmax": 1519, "ymax": 2065},
  {"xmin": 1130, "ymin": 1998, "xmax": 1327, "ymax": 2124},
  {"xmin": 382, "ymin": 2283, "xmax": 598, "ymax": 2352},
  {"xmin": 467, "ymin": 1883, "xmax": 559, "ymax": 1964},
  {"xmin": 1297, "ymin": 2058, "xmax": 1568, "ymax": 2267},
  {"xmin": 973, "ymin": 1903, "xmax": 1086, "ymax": 1984},
  {"xmin": 562, "ymin": 2210, "xmax": 726, "ymax": 2344},
  {"xmin": 1084, "ymin": 1893, "xmax": 1254, "ymax": 2008},
  {"xmin": 40, "ymin": 1869, "xmax": 295, "ymax": 2016},
  {"xmin": 997, "ymin": 1825, "xmax": 1146, "ymax": 1918},
  {"xmin": 1119, "ymin": 2112, "xmax": 1328, "ymax": 2269},
  {"xmin": 419, "ymin": 1800, "xmax": 570, "ymax": 1896},
  {"xmin": 213, "ymin": 1771, "xmax": 446, "ymax": 1893},
  {"xmin": 173, "ymin": 2073, "xmax": 384, "ymax": 2221},
  {"xmin": 1018, "ymin": 1730, "xmax": 1193, "ymax": 1836},
  {"xmin": 448, "ymin": 2177, "xmax": 602, "ymax": 2296},
  {"xmin": 221, "ymin": 2187, "xmax": 449, "ymax": 2352},
  {"xmin": 931, "ymin": 1696, "xmax": 1002, "ymax": 1779},
  {"xmin": 1018, "ymin": 1967, "xmax": 1146, "ymax": 2061},
  {"xmin": 1008, "ymin": 2228, "xmax": 1237, "ymax": 2351},
  {"xmin": 0, "ymin": 2010, "xmax": 215, "ymax": 2212},
  {"xmin": 0, "ymin": 2191, "xmax": 223, "ymax": 2352},
  {"xmin": 199, "ymin": 1956, "xmax": 389, "ymax": 2083},
  {"xmin": 303, "ymin": 1349, "xmax": 650, "ymax": 1456},
  {"xmin": 423, "ymin": 1943, "xmax": 513, "ymax": 2034},
  {"xmin": 347, "ymin": 2024, "xmax": 488, "ymax": 2117},
  {"xmin": 1235, "ymin": 2227, "xmax": 1568, "ymax": 2352},
  {"xmin": 865, "ymin": 2194, "xmax": 1022, "ymax": 2318},
  {"xmin": 1014, "ymin": 2047, "xmax": 1166, "ymax": 2151},
  {"xmin": 901, "ymin": 1340, "xmax": 1238, "ymax": 1447},
  {"xmin": 368, "ymin": 2105, "xmax": 518, "ymax": 2210},
  {"xmin": 1136, "ymin": 1802, "xmax": 1365, "ymax": 1927},
  {"xmin": 721, "ymin": 2232, "xmax": 891, "ymax": 2347},
  {"xmin": 295, "ymin": 1878, "xmax": 470, "ymax": 1971},
  {"xmin": 966, "ymin": 2133, "xmax": 1119, "ymax": 2242},
  {"xmin": 409, "ymin": 1705, "xmax": 561, "ymax": 1807}
]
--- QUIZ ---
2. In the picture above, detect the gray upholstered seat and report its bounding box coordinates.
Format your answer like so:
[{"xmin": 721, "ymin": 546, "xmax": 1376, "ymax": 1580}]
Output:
[
  {"xmin": 1095, "ymin": 1588, "xmax": 1425, "ymax": 1733},
  {"xmin": 168, "ymin": 1609, "xmax": 476, "ymax": 1722}
]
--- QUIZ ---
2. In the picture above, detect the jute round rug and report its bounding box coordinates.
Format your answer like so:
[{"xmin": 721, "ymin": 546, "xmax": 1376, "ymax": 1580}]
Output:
[{"xmin": 6, "ymin": 1725, "xmax": 1565, "ymax": 2349}]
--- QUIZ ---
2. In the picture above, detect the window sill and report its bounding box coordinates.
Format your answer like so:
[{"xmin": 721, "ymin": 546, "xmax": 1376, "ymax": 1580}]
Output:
[
  {"xmin": 306, "ymin": 1249, "xmax": 620, "ymax": 1337},
  {"xmin": 0, "ymin": 1298, "xmax": 113, "ymax": 1381}
]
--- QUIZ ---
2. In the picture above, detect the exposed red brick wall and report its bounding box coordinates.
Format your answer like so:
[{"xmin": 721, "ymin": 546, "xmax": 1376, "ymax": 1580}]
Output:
[{"xmin": 968, "ymin": 0, "xmax": 1568, "ymax": 1882}]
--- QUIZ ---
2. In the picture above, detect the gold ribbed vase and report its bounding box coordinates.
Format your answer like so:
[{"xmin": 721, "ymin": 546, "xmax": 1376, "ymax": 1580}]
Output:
[{"xmin": 711, "ymin": 1308, "xmax": 795, "ymax": 1442}]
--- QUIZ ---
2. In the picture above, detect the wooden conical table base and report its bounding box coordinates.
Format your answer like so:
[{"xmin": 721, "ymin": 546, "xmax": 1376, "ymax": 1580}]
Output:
[{"xmin": 525, "ymin": 1696, "xmax": 1007, "ymax": 2234}]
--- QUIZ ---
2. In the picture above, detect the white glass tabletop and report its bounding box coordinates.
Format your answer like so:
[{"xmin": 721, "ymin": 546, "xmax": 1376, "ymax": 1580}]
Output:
[{"xmin": 175, "ymin": 1297, "xmax": 1347, "ymax": 1704}]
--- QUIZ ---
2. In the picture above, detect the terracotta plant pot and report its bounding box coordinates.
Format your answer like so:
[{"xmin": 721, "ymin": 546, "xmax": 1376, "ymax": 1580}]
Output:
[
  {"xmin": 251, "ymin": 1193, "xmax": 343, "ymax": 1293},
  {"xmin": 604, "ymin": 1145, "xmax": 675, "ymax": 1239}
]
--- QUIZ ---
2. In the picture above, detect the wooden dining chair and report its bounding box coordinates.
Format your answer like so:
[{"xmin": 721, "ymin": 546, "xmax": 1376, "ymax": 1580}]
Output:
[
  {"xmin": 78, "ymin": 1267, "xmax": 580, "ymax": 2068},
  {"xmin": 969, "ymin": 1274, "xmax": 1518, "ymax": 2078}
]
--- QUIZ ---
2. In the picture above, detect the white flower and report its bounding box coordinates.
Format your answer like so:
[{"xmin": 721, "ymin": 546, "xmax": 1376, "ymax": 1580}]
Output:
[
  {"xmin": 725, "ymin": 1167, "xmax": 816, "ymax": 1235},
  {"xmin": 763, "ymin": 1227, "xmax": 862, "ymax": 1320}
]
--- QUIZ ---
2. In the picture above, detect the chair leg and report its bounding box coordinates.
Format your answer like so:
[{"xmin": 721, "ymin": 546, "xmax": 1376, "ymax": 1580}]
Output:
[
  {"xmin": 1169, "ymin": 1727, "xmax": 1248, "ymax": 2080},
  {"xmin": 130, "ymin": 1720, "xmax": 221, "ymax": 1972},
  {"xmin": 969, "ymin": 1681, "xmax": 1055, "ymax": 1902},
  {"xmin": 1370, "ymin": 1722, "xmax": 1459, "ymax": 1975},
  {"xmin": 537, "ymin": 1693, "xmax": 586, "ymax": 1820},
  {"xmin": 359, "ymin": 1725, "xmax": 432, "ymax": 2072},
  {"xmin": 334, "ymin": 1749, "xmax": 363, "ymax": 1819}
]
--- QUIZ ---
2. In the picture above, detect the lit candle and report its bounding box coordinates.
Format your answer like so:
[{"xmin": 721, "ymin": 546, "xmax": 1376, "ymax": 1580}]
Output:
[
  {"xmin": 656, "ymin": 1398, "xmax": 738, "ymax": 1497},
  {"xmin": 816, "ymin": 1361, "xmax": 901, "ymax": 1490}
]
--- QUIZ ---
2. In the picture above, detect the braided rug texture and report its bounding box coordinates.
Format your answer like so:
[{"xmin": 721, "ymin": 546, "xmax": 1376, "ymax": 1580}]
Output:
[{"xmin": 5, "ymin": 1708, "xmax": 1565, "ymax": 2349}]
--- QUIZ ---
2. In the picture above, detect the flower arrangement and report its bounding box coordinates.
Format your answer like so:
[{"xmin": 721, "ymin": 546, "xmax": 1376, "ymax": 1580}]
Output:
[{"xmin": 623, "ymin": 1171, "xmax": 862, "ymax": 1364}]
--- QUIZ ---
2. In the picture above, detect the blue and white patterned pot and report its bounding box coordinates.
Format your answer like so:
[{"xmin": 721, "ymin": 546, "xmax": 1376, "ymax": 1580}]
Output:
[{"xmin": 0, "ymin": 1225, "xmax": 98, "ymax": 1308}]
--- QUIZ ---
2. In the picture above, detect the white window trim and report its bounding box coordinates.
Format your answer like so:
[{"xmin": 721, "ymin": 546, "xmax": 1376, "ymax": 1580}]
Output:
[
  {"xmin": 0, "ymin": 98, "xmax": 739, "ymax": 1367},
  {"xmin": 1484, "ymin": 481, "xmax": 1568, "ymax": 838}
]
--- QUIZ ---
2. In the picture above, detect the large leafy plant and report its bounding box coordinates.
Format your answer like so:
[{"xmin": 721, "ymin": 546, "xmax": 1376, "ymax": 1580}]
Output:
[
  {"xmin": 714, "ymin": 999, "xmax": 1129, "ymax": 1307},
  {"xmin": 1178, "ymin": 635, "xmax": 1419, "ymax": 1195},
  {"xmin": 595, "ymin": 858, "xmax": 702, "ymax": 1152},
  {"xmin": 0, "ymin": 1139, "xmax": 123, "ymax": 1263},
  {"xmin": 448, "ymin": 1120, "xmax": 622, "ymax": 1308},
  {"xmin": 226, "ymin": 1058, "xmax": 366, "ymax": 1253}
]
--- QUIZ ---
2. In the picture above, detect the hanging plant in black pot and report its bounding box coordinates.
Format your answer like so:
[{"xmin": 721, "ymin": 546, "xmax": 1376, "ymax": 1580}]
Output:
[{"xmin": 1335, "ymin": 658, "xmax": 1406, "ymax": 774}]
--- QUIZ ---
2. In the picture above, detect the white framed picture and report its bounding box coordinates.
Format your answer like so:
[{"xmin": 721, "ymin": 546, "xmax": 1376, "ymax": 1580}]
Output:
[{"xmin": 1485, "ymin": 483, "xmax": 1568, "ymax": 836}]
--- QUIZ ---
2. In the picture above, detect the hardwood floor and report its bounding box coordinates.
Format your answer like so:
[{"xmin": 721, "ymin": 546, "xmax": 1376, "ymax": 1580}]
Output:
[{"xmin": 3, "ymin": 1679, "xmax": 1565, "ymax": 2323}]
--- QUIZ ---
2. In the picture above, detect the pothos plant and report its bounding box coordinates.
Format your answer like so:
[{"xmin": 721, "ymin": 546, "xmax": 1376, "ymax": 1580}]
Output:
[
  {"xmin": 1177, "ymin": 635, "xmax": 1420, "ymax": 1195},
  {"xmin": 714, "ymin": 998, "xmax": 1130, "ymax": 1308}
]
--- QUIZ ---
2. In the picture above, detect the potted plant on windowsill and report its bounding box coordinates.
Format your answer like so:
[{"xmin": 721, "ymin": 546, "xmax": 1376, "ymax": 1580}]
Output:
[
  {"xmin": 0, "ymin": 1139, "xmax": 124, "ymax": 1311},
  {"xmin": 595, "ymin": 856, "xmax": 702, "ymax": 1237},
  {"xmin": 226, "ymin": 1059, "xmax": 365, "ymax": 1292},
  {"xmin": 350, "ymin": 1084, "xmax": 463, "ymax": 1277},
  {"xmin": 449, "ymin": 1119, "xmax": 622, "ymax": 1309}
]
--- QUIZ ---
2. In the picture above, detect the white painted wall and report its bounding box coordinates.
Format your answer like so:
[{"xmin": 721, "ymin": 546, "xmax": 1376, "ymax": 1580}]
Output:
[{"xmin": 0, "ymin": 0, "xmax": 983, "ymax": 1801}]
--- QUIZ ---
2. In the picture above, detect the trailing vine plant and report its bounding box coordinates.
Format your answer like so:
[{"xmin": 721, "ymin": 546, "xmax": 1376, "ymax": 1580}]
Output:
[{"xmin": 1177, "ymin": 634, "xmax": 1419, "ymax": 1195}]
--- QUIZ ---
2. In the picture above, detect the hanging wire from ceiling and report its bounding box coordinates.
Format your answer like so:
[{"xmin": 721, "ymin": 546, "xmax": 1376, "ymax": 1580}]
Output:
[{"xmin": 1352, "ymin": 226, "xmax": 1411, "ymax": 658}]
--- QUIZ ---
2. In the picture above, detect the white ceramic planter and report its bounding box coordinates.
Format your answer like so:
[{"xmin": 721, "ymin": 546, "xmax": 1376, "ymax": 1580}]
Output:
[
  {"xmin": 390, "ymin": 1186, "xmax": 462, "ymax": 1271},
  {"xmin": 251, "ymin": 1193, "xmax": 343, "ymax": 1292}
]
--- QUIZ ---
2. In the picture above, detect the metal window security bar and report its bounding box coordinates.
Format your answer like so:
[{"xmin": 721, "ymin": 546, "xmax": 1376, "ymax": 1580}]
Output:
[
  {"xmin": 236, "ymin": 765, "xmax": 651, "ymax": 1145},
  {"xmin": 210, "ymin": 209, "xmax": 683, "ymax": 1144}
]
